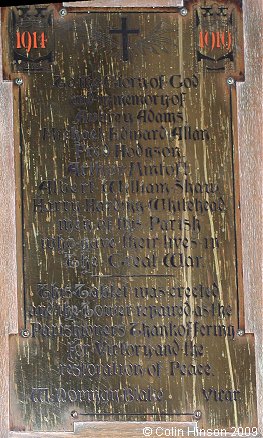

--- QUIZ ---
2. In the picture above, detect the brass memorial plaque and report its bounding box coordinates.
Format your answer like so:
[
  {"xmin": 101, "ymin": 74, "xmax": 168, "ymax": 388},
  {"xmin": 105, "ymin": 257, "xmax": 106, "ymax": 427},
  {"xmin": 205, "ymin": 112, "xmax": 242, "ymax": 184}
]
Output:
[{"xmin": 1, "ymin": 0, "xmax": 258, "ymax": 432}]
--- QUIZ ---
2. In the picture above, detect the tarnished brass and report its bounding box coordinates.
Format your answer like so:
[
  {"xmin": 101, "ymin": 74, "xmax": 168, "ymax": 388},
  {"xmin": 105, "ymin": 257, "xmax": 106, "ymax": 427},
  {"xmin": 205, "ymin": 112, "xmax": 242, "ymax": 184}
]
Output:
[{"xmin": 1, "ymin": 1, "xmax": 257, "ymax": 432}]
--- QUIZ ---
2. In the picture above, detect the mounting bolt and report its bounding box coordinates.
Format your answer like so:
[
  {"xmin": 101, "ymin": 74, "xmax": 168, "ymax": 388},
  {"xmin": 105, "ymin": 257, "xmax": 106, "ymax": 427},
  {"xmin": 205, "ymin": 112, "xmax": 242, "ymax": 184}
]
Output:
[
  {"xmin": 180, "ymin": 7, "xmax": 188, "ymax": 16},
  {"xmin": 237, "ymin": 329, "xmax": 245, "ymax": 337},
  {"xmin": 193, "ymin": 410, "xmax": 202, "ymax": 420},
  {"xmin": 15, "ymin": 78, "xmax": 23, "ymax": 86},
  {"xmin": 59, "ymin": 8, "xmax": 67, "ymax": 17},
  {"xmin": 20, "ymin": 329, "xmax": 30, "ymax": 338},
  {"xmin": 71, "ymin": 410, "xmax": 78, "ymax": 418},
  {"xmin": 227, "ymin": 77, "xmax": 235, "ymax": 86}
]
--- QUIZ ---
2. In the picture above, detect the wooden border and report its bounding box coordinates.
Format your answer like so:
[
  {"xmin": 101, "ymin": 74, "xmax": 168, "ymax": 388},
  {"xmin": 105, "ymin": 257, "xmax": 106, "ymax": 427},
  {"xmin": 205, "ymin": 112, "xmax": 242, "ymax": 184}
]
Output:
[
  {"xmin": 0, "ymin": 1, "xmax": 262, "ymax": 436},
  {"xmin": 236, "ymin": 0, "xmax": 263, "ymax": 431},
  {"xmin": 64, "ymin": 1, "xmax": 184, "ymax": 7}
]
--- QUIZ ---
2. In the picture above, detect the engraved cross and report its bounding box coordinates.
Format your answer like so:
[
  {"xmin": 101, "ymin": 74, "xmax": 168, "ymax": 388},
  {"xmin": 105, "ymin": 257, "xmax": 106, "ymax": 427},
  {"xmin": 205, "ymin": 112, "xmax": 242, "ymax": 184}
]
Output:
[{"xmin": 110, "ymin": 17, "xmax": 139, "ymax": 61}]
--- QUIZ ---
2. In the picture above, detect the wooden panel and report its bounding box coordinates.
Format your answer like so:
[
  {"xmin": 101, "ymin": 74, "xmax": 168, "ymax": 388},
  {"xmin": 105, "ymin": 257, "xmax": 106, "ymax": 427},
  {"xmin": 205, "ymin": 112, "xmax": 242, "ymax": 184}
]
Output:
[
  {"xmin": 0, "ymin": 9, "xmax": 17, "ymax": 438},
  {"xmin": 3, "ymin": 1, "xmax": 257, "ymax": 432},
  {"xmin": 63, "ymin": 1, "xmax": 183, "ymax": 7},
  {"xmin": 236, "ymin": 0, "xmax": 263, "ymax": 429},
  {"xmin": 9, "ymin": 422, "xmax": 195, "ymax": 437},
  {"xmin": 0, "ymin": 0, "xmax": 262, "ymax": 437}
]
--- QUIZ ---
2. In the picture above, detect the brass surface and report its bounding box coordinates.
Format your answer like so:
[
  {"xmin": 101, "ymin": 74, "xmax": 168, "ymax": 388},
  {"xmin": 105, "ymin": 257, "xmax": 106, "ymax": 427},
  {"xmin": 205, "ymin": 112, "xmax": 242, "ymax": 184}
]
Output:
[{"xmin": 1, "ymin": 1, "xmax": 257, "ymax": 432}]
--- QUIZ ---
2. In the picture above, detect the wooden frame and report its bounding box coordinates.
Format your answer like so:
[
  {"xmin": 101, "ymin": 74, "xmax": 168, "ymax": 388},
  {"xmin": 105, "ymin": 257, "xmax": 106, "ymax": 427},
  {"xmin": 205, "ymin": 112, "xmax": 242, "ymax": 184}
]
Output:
[
  {"xmin": 63, "ymin": 1, "xmax": 184, "ymax": 7},
  {"xmin": 0, "ymin": 0, "xmax": 262, "ymax": 436}
]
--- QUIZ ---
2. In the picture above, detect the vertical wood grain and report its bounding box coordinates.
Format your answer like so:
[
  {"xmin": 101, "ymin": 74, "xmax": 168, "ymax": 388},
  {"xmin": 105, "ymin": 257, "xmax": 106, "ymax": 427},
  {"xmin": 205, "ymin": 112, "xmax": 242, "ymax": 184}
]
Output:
[
  {"xmin": 237, "ymin": 0, "xmax": 263, "ymax": 430},
  {"xmin": 0, "ymin": 12, "xmax": 18, "ymax": 438}
]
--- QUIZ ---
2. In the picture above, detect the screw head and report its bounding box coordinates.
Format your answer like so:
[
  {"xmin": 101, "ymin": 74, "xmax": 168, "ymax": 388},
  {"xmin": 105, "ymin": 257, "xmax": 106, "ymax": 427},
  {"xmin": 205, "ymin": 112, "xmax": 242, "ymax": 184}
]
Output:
[
  {"xmin": 194, "ymin": 410, "xmax": 202, "ymax": 420},
  {"xmin": 180, "ymin": 7, "xmax": 188, "ymax": 16},
  {"xmin": 59, "ymin": 8, "xmax": 67, "ymax": 17},
  {"xmin": 103, "ymin": 146, "xmax": 109, "ymax": 155},
  {"xmin": 237, "ymin": 329, "xmax": 245, "ymax": 337},
  {"xmin": 227, "ymin": 77, "xmax": 235, "ymax": 86},
  {"xmin": 71, "ymin": 410, "xmax": 78, "ymax": 418},
  {"xmin": 20, "ymin": 329, "xmax": 30, "ymax": 338},
  {"xmin": 15, "ymin": 78, "xmax": 23, "ymax": 86}
]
